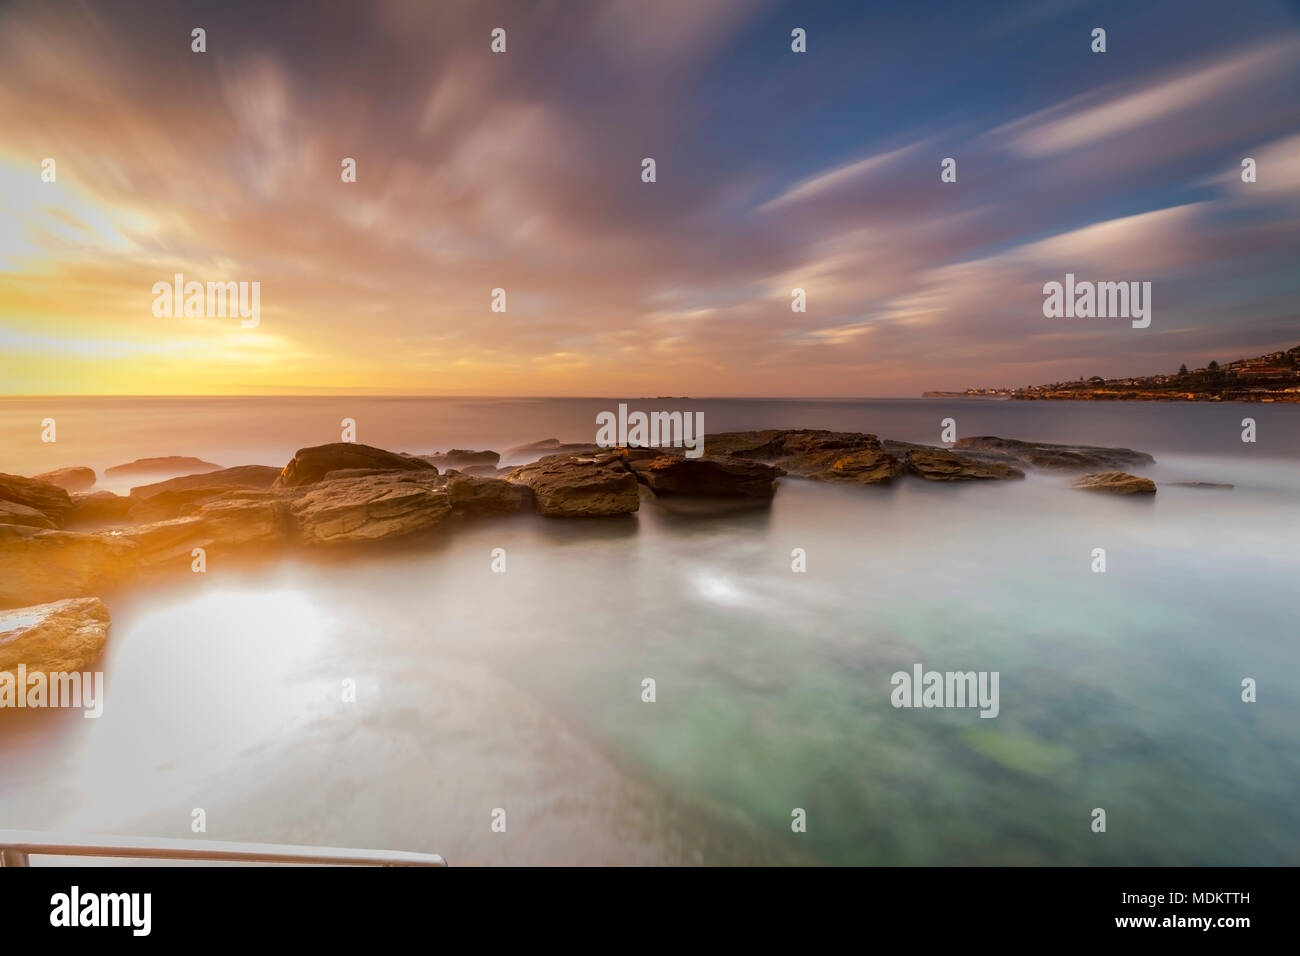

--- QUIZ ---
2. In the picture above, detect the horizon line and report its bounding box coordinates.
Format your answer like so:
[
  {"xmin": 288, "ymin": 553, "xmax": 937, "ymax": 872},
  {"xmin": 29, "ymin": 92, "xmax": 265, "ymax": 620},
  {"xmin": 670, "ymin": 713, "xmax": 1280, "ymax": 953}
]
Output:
[{"xmin": 0, "ymin": 393, "xmax": 944, "ymax": 402}]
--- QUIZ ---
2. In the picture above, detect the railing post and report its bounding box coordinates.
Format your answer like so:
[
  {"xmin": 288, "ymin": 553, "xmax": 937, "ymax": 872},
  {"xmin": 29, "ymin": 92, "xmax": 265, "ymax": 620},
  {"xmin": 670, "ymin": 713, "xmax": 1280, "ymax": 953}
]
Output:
[{"xmin": 0, "ymin": 830, "xmax": 445, "ymax": 866}]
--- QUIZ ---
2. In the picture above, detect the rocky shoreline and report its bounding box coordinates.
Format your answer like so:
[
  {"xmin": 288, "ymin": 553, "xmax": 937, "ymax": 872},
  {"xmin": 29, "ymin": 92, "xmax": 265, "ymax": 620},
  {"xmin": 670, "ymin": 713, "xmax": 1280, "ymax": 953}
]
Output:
[
  {"xmin": 925, "ymin": 344, "xmax": 1300, "ymax": 402},
  {"xmin": 0, "ymin": 428, "xmax": 1183, "ymax": 673}
]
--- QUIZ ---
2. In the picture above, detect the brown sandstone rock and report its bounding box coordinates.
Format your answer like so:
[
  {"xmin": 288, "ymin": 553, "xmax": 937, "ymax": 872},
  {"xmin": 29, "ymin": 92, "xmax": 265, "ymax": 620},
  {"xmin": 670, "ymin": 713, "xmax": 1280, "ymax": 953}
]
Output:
[
  {"xmin": 31, "ymin": 466, "xmax": 97, "ymax": 493},
  {"xmin": 67, "ymin": 491, "xmax": 134, "ymax": 525},
  {"xmin": 274, "ymin": 443, "xmax": 437, "ymax": 488},
  {"xmin": 419, "ymin": 449, "xmax": 502, "ymax": 470},
  {"xmin": 0, "ymin": 526, "xmax": 139, "ymax": 608},
  {"xmin": 0, "ymin": 500, "xmax": 56, "ymax": 528},
  {"xmin": 441, "ymin": 473, "xmax": 532, "ymax": 516},
  {"xmin": 104, "ymin": 456, "xmax": 222, "ymax": 478},
  {"xmin": 0, "ymin": 474, "xmax": 73, "ymax": 525},
  {"xmin": 0, "ymin": 597, "xmax": 111, "ymax": 676},
  {"xmin": 901, "ymin": 448, "xmax": 1025, "ymax": 481},
  {"xmin": 290, "ymin": 472, "xmax": 452, "ymax": 544},
  {"xmin": 1070, "ymin": 472, "xmax": 1157, "ymax": 494},
  {"xmin": 506, "ymin": 455, "xmax": 640, "ymax": 516},
  {"xmin": 627, "ymin": 456, "xmax": 781, "ymax": 497},
  {"xmin": 702, "ymin": 430, "xmax": 904, "ymax": 485},
  {"xmin": 127, "ymin": 465, "xmax": 282, "ymax": 521},
  {"xmin": 954, "ymin": 436, "xmax": 1155, "ymax": 471},
  {"xmin": 123, "ymin": 497, "xmax": 287, "ymax": 567},
  {"xmin": 503, "ymin": 438, "xmax": 602, "ymax": 462},
  {"xmin": 130, "ymin": 465, "xmax": 281, "ymax": 500}
]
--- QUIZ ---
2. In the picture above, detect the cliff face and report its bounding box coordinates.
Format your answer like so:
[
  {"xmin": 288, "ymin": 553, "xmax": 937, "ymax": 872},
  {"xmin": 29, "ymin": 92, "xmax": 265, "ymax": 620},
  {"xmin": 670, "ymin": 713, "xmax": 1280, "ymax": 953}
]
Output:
[{"xmin": 929, "ymin": 345, "xmax": 1300, "ymax": 402}]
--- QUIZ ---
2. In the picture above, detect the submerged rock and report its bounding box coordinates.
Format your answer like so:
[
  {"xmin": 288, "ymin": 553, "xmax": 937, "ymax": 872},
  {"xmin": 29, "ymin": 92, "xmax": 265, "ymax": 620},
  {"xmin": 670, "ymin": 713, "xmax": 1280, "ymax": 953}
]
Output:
[
  {"xmin": 1070, "ymin": 472, "xmax": 1157, "ymax": 495},
  {"xmin": 0, "ymin": 597, "xmax": 111, "ymax": 676},
  {"xmin": 506, "ymin": 455, "xmax": 640, "ymax": 516},
  {"xmin": 1166, "ymin": 481, "xmax": 1234, "ymax": 490},
  {"xmin": 31, "ymin": 466, "xmax": 96, "ymax": 493},
  {"xmin": 954, "ymin": 436, "xmax": 1155, "ymax": 471},
  {"xmin": 274, "ymin": 443, "xmax": 437, "ymax": 488}
]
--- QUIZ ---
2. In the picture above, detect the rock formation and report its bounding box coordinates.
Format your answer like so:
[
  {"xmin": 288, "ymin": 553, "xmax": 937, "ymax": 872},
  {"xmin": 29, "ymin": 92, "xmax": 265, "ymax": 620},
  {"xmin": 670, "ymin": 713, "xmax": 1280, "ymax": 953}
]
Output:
[
  {"xmin": 0, "ymin": 597, "xmax": 111, "ymax": 676},
  {"xmin": 32, "ymin": 466, "xmax": 97, "ymax": 493},
  {"xmin": 1070, "ymin": 472, "xmax": 1158, "ymax": 494},
  {"xmin": 273, "ymin": 443, "xmax": 437, "ymax": 488}
]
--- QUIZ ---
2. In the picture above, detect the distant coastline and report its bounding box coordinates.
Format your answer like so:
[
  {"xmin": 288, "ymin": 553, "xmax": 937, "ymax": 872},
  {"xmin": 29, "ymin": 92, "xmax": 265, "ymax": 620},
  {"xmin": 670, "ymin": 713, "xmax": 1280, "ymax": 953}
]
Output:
[{"xmin": 925, "ymin": 345, "xmax": 1300, "ymax": 403}]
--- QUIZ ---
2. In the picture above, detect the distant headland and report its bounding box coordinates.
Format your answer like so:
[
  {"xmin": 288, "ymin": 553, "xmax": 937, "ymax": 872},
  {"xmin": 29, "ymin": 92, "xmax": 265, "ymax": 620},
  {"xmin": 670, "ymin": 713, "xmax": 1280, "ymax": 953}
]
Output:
[{"xmin": 924, "ymin": 345, "xmax": 1300, "ymax": 402}]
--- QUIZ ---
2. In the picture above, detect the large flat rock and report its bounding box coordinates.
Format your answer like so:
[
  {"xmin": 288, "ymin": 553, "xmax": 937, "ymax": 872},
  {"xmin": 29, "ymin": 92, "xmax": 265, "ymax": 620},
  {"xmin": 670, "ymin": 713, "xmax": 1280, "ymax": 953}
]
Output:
[
  {"xmin": 954, "ymin": 436, "xmax": 1155, "ymax": 471},
  {"xmin": 290, "ymin": 472, "xmax": 453, "ymax": 544},
  {"xmin": 441, "ymin": 473, "xmax": 532, "ymax": 516},
  {"xmin": 105, "ymin": 456, "xmax": 222, "ymax": 478},
  {"xmin": 0, "ymin": 473, "xmax": 73, "ymax": 525},
  {"xmin": 899, "ymin": 447, "xmax": 1025, "ymax": 481},
  {"xmin": 628, "ymin": 456, "xmax": 781, "ymax": 497},
  {"xmin": 1071, "ymin": 472, "xmax": 1157, "ymax": 494},
  {"xmin": 31, "ymin": 466, "xmax": 97, "ymax": 493},
  {"xmin": 0, "ymin": 526, "xmax": 139, "ymax": 608},
  {"xmin": 274, "ymin": 443, "xmax": 437, "ymax": 488},
  {"xmin": 0, "ymin": 500, "xmax": 56, "ymax": 528},
  {"xmin": 506, "ymin": 455, "xmax": 640, "ymax": 516},
  {"xmin": 121, "ymin": 496, "xmax": 287, "ymax": 567},
  {"xmin": 128, "ymin": 465, "xmax": 283, "ymax": 521},
  {"xmin": 0, "ymin": 496, "xmax": 288, "ymax": 606},
  {"xmin": 68, "ymin": 491, "xmax": 134, "ymax": 525},
  {"xmin": 130, "ymin": 465, "xmax": 281, "ymax": 500},
  {"xmin": 0, "ymin": 597, "xmax": 111, "ymax": 676},
  {"xmin": 419, "ymin": 449, "xmax": 501, "ymax": 470},
  {"xmin": 702, "ymin": 430, "xmax": 906, "ymax": 485},
  {"xmin": 815, "ymin": 448, "xmax": 906, "ymax": 484}
]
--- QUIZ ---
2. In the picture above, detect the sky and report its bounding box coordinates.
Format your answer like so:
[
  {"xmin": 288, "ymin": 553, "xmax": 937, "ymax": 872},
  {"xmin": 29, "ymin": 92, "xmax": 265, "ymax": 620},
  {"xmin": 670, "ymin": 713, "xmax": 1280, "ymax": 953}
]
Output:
[{"xmin": 0, "ymin": 0, "xmax": 1297, "ymax": 397}]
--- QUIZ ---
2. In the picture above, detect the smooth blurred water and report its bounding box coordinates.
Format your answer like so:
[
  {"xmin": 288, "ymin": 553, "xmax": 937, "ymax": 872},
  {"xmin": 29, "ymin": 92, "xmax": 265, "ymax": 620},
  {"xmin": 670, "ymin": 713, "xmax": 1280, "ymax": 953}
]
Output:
[
  {"xmin": 1, "ymin": 395, "xmax": 1298, "ymax": 491},
  {"xmin": 1, "ymin": 398, "xmax": 1297, "ymax": 864}
]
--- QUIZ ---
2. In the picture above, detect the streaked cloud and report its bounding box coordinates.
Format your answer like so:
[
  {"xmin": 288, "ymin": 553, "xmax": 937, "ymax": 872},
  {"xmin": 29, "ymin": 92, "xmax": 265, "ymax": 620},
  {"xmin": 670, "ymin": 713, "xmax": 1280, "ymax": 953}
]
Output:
[{"xmin": 0, "ymin": 0, "xmax": 1295, "ymax": 396}]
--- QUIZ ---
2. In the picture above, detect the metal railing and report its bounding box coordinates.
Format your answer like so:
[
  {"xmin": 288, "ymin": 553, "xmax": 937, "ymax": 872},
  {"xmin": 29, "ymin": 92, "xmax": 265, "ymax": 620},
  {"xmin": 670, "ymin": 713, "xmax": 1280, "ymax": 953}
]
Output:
[{"xmin": 0, "ymin": 829, "xmax": 446, "ymax": 867}]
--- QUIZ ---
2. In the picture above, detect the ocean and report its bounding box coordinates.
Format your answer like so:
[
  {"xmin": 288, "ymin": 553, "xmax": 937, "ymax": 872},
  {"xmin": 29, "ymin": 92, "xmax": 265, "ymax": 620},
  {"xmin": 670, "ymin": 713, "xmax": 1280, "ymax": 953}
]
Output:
[{"xmin": 1, "ymin": 397, "xmax": 1297, "ymax": 864}]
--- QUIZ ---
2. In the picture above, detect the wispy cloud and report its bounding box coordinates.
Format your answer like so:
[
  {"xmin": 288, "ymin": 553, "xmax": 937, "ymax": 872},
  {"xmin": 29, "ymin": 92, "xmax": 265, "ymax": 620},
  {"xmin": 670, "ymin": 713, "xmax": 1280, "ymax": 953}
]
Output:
[{"xmin": 0, "ymin": 0, "xmax": 1295, "ymax": 396}]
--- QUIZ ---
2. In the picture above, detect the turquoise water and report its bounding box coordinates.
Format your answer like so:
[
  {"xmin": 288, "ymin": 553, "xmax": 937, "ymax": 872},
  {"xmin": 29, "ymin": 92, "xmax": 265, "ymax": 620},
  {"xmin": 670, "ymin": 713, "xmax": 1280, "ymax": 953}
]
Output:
[{"xmin": 1, "ymin": 398, "xmax": 1297, "ymax": 863}]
